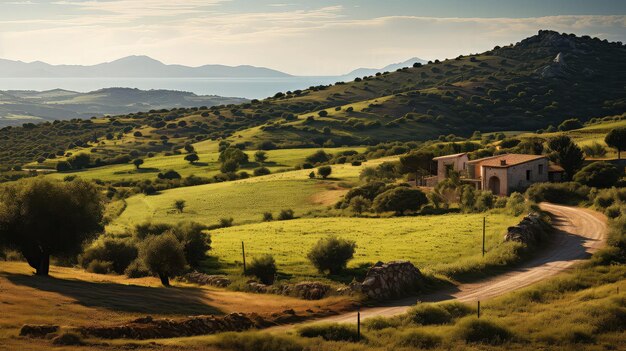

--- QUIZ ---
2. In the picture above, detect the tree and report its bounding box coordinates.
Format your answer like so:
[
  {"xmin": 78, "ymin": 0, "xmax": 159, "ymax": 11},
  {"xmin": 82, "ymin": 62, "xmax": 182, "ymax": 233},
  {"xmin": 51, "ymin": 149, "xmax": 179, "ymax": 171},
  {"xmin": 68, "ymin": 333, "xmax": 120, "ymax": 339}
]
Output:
[
  {"xmin": 573, "ymin": 162, "xmax": 621, "ymax": 188},
  {"xmin": 305, "ymin": 150, "xmax": 331, "ymax": 164},
  {"xmin": 307, "ymin": 236, "xmax": 356, "ymax": 275},
  {"xmin": 133, "ymin": 159, "xmax": 144, "ymax": 169},
  {"xmin": 605, "ymin": 127, "xmax": 626, "ymax": 159},
  {"xmin": 219, "ymin": 147, "xmax": 249, "ymax": 164},
  {"xmin": 547, "ymin": 136, "xmax": 584, "ymax": 179},
  {"xmin": 349, "ymin": 195, "xmax": 371, "ymax": 215},
  {"xmin": 139, "ymin": 233, "xmax": 186, "ymax": 286},
  {"xmin": 221, "ymin": 159, "xmax": 240, "ymax": 173},
  {"xmin": 254, "ymin": 151, "xmax": 268, "ymax": 163},
  {"xmin": 184, "ymin": 153, "xmax": 199, "ymax": 164},
  {"xmin": 557, "ymin": 118, "xmax": 583, "ymax": 131},
  {"xmin": 399, "ymin": 152, "xmax": 434, "ymax": 183},
  {"xmin": 184, "ymin": 143, "xmax": 195, "ymax": 153},
  {"xmin": 0, "ymin": 178, "xmax": 104, "ymax": 276},
  {"xmin": 67, "ymin": 153, "xmax": 91, "ymax": 169},
  {"xmin": 253, "ymin": 167, "xmax": 271, "ymax": 176},
  {"xmin": 372, "ymin": 187, "xmax": 428, "ymax": 215},
  {"xmin": 174, "ymin": 200, "xmax": 186, "ymax": 213},
  {"xmin": 317, "ymin": 166, "xmax": 332, "ymax": 179},
  {"xmin": 56, "ymin": 161, "xmax": 71, "ymax": 172}
]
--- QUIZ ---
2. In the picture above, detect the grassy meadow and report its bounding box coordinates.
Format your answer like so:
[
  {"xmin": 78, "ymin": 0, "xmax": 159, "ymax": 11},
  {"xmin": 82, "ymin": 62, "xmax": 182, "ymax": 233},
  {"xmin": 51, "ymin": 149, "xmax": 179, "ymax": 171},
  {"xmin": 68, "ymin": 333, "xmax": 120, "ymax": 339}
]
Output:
[{"xmin": 208, "ymin": 213, "xmax": 520, "ymax": 278}]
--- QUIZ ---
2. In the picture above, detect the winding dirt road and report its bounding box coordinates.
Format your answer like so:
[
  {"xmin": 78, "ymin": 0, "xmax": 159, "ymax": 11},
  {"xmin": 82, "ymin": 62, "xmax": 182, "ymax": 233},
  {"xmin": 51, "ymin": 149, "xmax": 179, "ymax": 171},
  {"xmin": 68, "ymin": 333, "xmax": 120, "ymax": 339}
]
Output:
[{"xmin": 285, "ymin": 203, "xmax": 607, "ymax": 326}]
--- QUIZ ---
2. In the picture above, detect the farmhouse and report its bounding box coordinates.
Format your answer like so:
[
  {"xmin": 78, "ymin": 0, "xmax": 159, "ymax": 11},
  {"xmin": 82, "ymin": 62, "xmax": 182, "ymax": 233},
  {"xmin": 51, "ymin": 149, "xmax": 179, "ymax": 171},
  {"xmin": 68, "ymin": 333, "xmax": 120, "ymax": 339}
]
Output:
[{"xmin": 425, "ymin": 153, "xmax": 564, "ymax": 195}]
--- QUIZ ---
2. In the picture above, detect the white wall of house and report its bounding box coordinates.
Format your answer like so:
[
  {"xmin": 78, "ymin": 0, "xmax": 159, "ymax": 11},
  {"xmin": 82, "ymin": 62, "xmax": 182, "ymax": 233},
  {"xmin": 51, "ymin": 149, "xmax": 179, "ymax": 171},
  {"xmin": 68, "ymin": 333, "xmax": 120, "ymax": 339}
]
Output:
[
  {"xmin": 482, "ymin": 166, "xmax": 508, "ymax": 195},
  {"xmin": 436, "ymin": 154, "xmax": 469, "ymax": 182}
]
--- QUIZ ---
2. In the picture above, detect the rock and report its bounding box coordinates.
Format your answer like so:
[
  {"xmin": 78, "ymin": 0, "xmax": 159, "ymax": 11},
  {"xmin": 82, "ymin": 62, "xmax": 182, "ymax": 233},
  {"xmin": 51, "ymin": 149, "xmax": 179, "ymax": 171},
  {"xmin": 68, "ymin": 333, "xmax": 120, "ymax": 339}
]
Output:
[
  {"xmin": 180, "ymin": 272, "xmax": 231, "ymax": 288},
  {"xmin": 347, "ymin": 261, "xmax": 424, "ymax": 301},
  {"xmin": 504, "ymin": 212, "xmax": 549, "ymax": 246},
  {"xmin": 20, "ymin": 325, "xmax": 59, "ymax": 338},
  {"xmin": 51, "ymin": 332, "xmax": 84, "ymax": 346}
]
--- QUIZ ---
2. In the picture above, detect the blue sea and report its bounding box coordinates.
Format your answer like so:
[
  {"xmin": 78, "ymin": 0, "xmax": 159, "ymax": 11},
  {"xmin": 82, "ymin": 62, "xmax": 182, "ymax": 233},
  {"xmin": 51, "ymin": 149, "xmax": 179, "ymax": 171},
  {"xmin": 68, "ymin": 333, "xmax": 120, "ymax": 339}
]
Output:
[{"xmin": 0, "ymin": 77, "xmax": 343, "ymax": 99}]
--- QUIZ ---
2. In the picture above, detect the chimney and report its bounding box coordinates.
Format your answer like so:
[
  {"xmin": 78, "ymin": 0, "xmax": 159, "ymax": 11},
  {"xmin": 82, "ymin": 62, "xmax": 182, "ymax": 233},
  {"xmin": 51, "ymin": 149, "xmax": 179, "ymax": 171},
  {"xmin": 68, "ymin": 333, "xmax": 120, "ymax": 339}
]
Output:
[{"xmin": 500, "ymin": 159, "xmax": 507, "ymax": 166}]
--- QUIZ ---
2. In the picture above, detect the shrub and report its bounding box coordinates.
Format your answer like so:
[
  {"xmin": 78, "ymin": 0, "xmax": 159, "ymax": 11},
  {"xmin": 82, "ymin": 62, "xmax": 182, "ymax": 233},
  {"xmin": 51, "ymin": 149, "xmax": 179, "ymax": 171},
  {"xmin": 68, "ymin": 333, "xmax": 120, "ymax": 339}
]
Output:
[
  {"xmin": 506, "ymin": 192, "xmax": 526, "ymax": 216},
  {"xmin": 86, "ymin": 259, "xmax": 113, "ymax": 274},
  {"xmin": 307, "ymin": 236, "xmax": 356, "ymax": 274},
  {"xmin": 263, "ymin": 212, "xmax": 273, "ymax": 221},
  {"xmin": 439, "ymin": 301, "xmax": 474, "ymax": 318},
  {"xmin": 526, "ymin": 182, "xmax": 591, "ymax": 205},
  {"xmin": 254, "ymin": 167, "xmax": 271, "ymax": 176},
  {"xmin": 406, "ymin": 304, "xmax": 452, "ymax": 325},
  {"xmin": 573, "ymin": 161, "xmax": 621, "ymax": 188},
  {"xmin": 170, "ymin": 221, "xmax": 211, "ymax": 267},
  {"xmin": 220, "ymin": 217, "xmax": 234, "ymax": 228},
  {"xmin": 298, "ymin": 323, "xmax": 361, "ymax": 342},
  {"xmin": 214, "ymin": 332, "xmax": 303, "ymax": 351},
  {"xmin": 124, "ymin": 259, "xmax": 150, "ymax": 278},
  {"xmin": 558, "ymin": 118, "xmax": 583, "ymax": 131},
  {"xmin": 174, "ymin": 199, "xmax": 186, "ymax": 213},
  {"xmin": 362, "ymin": 316, "xmax": 402, "ymax": 330},
  {"xmin": 349, "ymin": 195, "xmax": 371, "ymax": 214},
  {"xmin": 52, "ymin": 332, "xmax": 84, "ymax": 346},
  {"xmin": 454, "ymin": 317, "xmax": 512, "ymax": 344},
  {"xmin": 305, "ymin": 150, "xmax": 331, "ymax": 164},
  {"xmin": 372, "ymin": 187, "xmax": 428, "ymax": 215},
  {"xmin": 80, "ymin": 237, "xmax": 138, "ymax": 274},
  {"xmin": 158, "ymin": 169, "xmax": 181, "ymax": 180},
  {"xmin": 582, "ymin": 142, "xmax": 607, "ymax": 158},
  {"xmin": 139, "ymin": 233, "xmax": 187, "ymax": 286},
  {"xmin": 317, "ymin": 166, "xmax": 332, "ymax": 179},
  {"xmin": 396, "ymin": 330, "xmax": 441, "ymax": 348},
  {"xmin": 246, "ymin": 254, "xmax": 277, "ymax": 284},
  {"xmin": 277, "ymin": 209, "xmax": 295, "ymax": 220},
  {"xmin": 221, "ymin": 159, "xmax": 240, "ymax": 173}
]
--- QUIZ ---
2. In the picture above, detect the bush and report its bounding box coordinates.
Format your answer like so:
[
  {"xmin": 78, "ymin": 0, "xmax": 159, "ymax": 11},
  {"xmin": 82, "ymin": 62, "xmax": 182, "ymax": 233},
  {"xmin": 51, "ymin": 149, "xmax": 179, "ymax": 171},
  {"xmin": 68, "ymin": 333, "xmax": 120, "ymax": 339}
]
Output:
[
  {"xmin": 373, "ymin": 187, "xmax": 428, "ymax": 215},
  {"xmin": 246, "ymin": 254, "xmax": 277, "ymax": 284},
  {"xmin": 52, "ymin": 332, "xmax": 84, "ymax": 346},
  {"xmin": 454, "ymin": 317, "xmax": 512, "ymax": 344},
  {"xmin": 317, "ymin": 166, "xmax": 332, "ymax": 179},
  {"xmin": 298, "ymin": 323, "xmax": 361, "ymax": 342},
  {"xmin": 214, "ymin": 332, "xmax": 303, "ymax": 351},
  {"xmin": 253, "ymin": 167, "xmax": 271, "ymax": 176},
  {"xmin": 219, "ymin": 217, "xmax": 234, "ymax": 228},
  {"xmin": 558, "ymin": 118, "xmax": 583, "ymax": 131},
  {"xmin": 263, "ymin": 212, "xmax": 273, "ymax": 221},
  {"xmin": 396, "ymin": 330, "xmax": 441, "ymax": 349},
  {"xmin": 80, "ymin": 237, "xmax": 138, "ymax": 274},
  {"xmin": 307, "ymin": 236, "xmax": 356, "ymax": 274},
  {"xmin": 406, "ymin": 304, "xmax": 452, "ymax": 325},
  {"xmin": 170, "ymin": 221, "xmax": 211, "ymax": 267},
  {"xmin": 526, "ymin": 182, "xmax": 591, "ymax": 205},
  {"xmin": 277, "ymin": 209, "xmax": 295, "ymax": 220},
  {"xmin": 349, "ymin": 195, "xmax": 371, "ymax": 214},
  {"xmin": 86, "ymin": 259, "xmax": 113, "ymax": 274},
  {"xmin": 305, "ymin": 150, "xmax": 331, "ymax": 164},
  {"xmin": 573, "ymin": 161, "xmax": 621, "ymax": 188},
  {"xmin": 506, "ymin": 192, "xmax": 527, "ymax": 216},
  {"xmin": 124, "ymin": 259, "xmax": 150, "ymax": 278},
  {"xmin": 362, "ymin": 316, "xmax": 402, "ymax": 330}
]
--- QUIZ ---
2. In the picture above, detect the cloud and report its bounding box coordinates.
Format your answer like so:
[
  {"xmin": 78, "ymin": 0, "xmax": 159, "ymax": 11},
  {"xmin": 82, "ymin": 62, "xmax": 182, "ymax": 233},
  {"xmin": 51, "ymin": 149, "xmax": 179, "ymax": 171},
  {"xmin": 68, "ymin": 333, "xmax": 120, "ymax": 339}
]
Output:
[{"xmin": 0, "ymin": 2, "xmax": 624, "ymax": 75}]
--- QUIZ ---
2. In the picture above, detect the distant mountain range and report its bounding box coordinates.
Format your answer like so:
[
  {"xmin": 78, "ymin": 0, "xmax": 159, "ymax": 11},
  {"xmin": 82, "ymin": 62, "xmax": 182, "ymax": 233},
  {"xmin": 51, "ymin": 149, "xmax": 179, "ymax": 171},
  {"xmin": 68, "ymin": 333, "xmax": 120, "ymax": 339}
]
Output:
[
  {"xmin": 0, "ymin": 55, "xmax": 426, "ymax": 79},
  {"xmin": 0, "ymin": 88, "xmax": 248, "ymax": 127}
]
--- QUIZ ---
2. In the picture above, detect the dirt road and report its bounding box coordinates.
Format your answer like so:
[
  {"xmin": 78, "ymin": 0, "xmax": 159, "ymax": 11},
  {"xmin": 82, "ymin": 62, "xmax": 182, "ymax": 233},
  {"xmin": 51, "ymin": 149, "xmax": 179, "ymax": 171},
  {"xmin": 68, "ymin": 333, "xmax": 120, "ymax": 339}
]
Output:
[{"xmin": 286, "ymin": 203, "xmax": 607, "ymax": 325}]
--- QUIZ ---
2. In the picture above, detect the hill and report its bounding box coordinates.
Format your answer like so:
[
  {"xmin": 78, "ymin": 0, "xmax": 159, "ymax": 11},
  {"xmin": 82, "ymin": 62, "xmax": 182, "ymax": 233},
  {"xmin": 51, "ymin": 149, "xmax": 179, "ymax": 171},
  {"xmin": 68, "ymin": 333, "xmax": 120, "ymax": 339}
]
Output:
[
  {"xmin": 0, "ymin": 55, "xmax": 291, "ymax": 78},
  {"xmin": 0, "ymin": 30, "xmax": 624, "ymax": 170},
  {"xmin": 340, "ymin": 57, "xmax": 427, "ymax": 79},
  {"xmin": 0, "ymin": 88, "xmax": 248, "ymax": 127}
]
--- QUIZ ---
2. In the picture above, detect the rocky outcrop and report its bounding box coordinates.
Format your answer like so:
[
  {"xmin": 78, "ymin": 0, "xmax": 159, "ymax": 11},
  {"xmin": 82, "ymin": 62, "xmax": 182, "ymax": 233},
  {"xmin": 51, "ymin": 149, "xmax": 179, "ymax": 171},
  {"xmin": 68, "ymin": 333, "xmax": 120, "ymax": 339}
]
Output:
[
  {"xmin": 504, "ymin": 212, "xmax": 550, "ymax": 246},
  {"xmin": 346, "ymin": 261, "xmax": 424, "ymax": 300},
  {"xmin": 245, "ymin": 280, "xmax": 332, "ymax": 300},
  {"xmin": 19, "ymin": 325, "xmax": 59, "ymax": 338},
  {"xmin": 180, "ymin": 272, "xmax": 231, "ymax": 288}
]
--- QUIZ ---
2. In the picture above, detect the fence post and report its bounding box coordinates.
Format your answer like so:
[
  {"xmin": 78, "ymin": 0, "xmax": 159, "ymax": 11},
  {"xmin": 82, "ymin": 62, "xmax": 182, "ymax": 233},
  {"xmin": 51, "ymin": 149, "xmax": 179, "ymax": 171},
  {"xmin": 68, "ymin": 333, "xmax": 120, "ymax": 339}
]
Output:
[
  {"xmin": 482, "ymin": 216, "xmax": 486, "ymax": 257},
  {"xmin": 357, "ymin": 306, "xmax": 361, "ymax": 341},
  {"xmin": 477, "ymin": 300, "xmax": 481, "ymax": 318},
  {"xmin": 241, "ymin": 241, "xmax": 246, "ymax": 274}
]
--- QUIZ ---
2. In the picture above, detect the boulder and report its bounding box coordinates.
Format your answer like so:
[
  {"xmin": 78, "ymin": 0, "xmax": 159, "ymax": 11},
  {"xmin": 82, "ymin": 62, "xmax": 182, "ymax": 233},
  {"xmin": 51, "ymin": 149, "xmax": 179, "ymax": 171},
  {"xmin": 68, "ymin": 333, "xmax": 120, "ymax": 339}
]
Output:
[
  {"xmin": 19, "ymin": 325, "xmax": 59, "ymax": 338},
  {"xmin": 504, "ymin": 212, "xmax": 549, "ymax": 246},
  {"xmin": 180, "ymin": 272, "xmax": 231, "ymax": 288},
  {"xmin": 347, "ymin": 261, "xmax": 424, "ymax": 301}
]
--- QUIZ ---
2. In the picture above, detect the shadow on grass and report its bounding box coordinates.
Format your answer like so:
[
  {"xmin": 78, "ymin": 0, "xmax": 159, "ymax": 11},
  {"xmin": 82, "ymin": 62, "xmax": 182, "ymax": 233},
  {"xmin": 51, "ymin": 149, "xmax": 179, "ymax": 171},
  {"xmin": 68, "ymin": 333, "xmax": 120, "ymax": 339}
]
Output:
[
  {"xmin": 135, "ymin": 167, "xmax": 160, "ymax": 173},
  {"xmin": 3, "ymin": 272, "xmax": 223, "ymax": 316}
]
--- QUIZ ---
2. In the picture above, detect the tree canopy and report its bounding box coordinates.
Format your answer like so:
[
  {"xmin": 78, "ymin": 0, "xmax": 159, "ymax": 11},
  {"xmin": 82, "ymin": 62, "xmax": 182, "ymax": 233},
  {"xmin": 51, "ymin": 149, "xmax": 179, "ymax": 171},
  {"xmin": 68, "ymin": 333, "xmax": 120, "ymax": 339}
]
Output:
[{"xmin": 605, "ymin": 127, "xmax": 626, "ymax": 159}]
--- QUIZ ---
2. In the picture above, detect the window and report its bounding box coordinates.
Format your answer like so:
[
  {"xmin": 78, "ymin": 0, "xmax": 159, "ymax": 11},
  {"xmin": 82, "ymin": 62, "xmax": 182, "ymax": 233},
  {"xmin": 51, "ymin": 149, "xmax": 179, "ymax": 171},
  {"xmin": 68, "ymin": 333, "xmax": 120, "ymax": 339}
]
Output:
[
  {"xmin": 526, "ymin": 170, "xmax": 532, "ymax": 181},
  {"xmin": 538, "ymin": 164, "xmax": 544, "ymax": 175}
]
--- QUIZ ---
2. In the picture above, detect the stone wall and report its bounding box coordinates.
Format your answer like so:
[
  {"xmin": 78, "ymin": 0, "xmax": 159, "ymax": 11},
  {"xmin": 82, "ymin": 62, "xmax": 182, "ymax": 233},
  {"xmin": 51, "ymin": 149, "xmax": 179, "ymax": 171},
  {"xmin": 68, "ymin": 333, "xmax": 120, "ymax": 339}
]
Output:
[
  {"xmin": 345, "ymin": 261, "xmax": 424, "ymax": 300},
  {"xmin": 504, "ymin": 212, "xmax": 550, "ymax": 246}
]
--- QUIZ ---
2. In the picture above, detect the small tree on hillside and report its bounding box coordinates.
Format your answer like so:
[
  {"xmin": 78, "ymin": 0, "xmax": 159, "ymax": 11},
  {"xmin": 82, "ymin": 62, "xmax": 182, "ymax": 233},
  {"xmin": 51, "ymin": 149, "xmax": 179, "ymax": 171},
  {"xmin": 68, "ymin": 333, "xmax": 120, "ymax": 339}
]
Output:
[
  {"xmin": 307, "ymin": 236, "xmax": 356, "ymax": 275},
  {"xmin": 0, "ymin": 178, "xmax": 104, "ymax": 276},
  {"xmin": 349, "ymin": 195, "xmax": 371, "ymax": 215},
  {"xmin": 221, "ymin": 159, "xmax": 240, "ymax": 173},
  {"xmin": 399, "ymin": 151, "xmax": 434, "ymax": 183},
  {"xmin": 254, "ymin": 151, "xmax": 268, "ymax": 164},
  {"xmin": 372, "ymin": 187, "xmax": 428, "ymax": 215},
  {"xmin": 140, "ymin": 233, "xmax": 186, "ymax": 286},
  {"xmin": 133, "ymin": 159, "xmax": 144, "ymax": 169},
  {"xmin": 174, "ymin": 200, "xmax": 186, "ymax": 213},
  {"xmin": 547, "ymin": 135, "xmax": 584, "ymax": 179},
  {"xmin": 184, "ymin": 153, "xmax": 199, "ymax": 165},
  {"xmin": 605, "ymin": 127, "xmax": 626, "ymax": 159},
  {"xmin": 317, "ymin": 166, "xmax": 332, "ymax": 179},
  {"xmin": 184, "ymin": 143, "xmax": 195, "ymax": 153}
]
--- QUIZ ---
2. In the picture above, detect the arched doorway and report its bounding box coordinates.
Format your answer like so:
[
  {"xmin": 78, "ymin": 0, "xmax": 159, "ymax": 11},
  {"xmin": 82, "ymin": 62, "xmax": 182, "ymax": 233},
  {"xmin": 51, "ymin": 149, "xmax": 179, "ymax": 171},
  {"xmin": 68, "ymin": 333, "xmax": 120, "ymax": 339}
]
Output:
[{"xmin": 488, "ymin": 176, "xmax": 501, "ymax": 195}]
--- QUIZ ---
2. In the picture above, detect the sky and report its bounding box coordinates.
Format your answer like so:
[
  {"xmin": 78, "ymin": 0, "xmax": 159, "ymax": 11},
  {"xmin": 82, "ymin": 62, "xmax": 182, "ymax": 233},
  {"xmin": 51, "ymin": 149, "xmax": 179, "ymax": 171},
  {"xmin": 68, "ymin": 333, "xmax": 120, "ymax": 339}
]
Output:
[{"xmin": 0, "ymin": 0, "xmax": 625, "ymax": 75}]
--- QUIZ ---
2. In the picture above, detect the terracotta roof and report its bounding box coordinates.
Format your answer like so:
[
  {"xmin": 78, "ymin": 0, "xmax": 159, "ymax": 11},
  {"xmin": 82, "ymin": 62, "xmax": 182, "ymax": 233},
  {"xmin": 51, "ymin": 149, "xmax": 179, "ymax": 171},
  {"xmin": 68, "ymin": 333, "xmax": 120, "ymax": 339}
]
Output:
[
  {"xmin": 471, "ymin": 154, "xmax": 547, "ymax": 168},
  {"xmin": 433, "ymin": 152, "xmax": 467, "ymax": 160}
]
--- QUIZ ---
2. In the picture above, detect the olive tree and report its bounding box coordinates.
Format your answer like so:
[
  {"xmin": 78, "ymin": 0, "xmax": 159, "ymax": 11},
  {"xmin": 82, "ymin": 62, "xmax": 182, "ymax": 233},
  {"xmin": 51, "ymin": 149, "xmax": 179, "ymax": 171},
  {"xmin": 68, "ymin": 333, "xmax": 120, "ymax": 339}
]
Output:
[
  {"xmin": 307, "ymin": 236, "xmax": 356, "ymax": 275},
  {"xmin": 605, "ymin": 127, "xmax": 626, "ymax": 159},
  {"xmin": 0, "ymin": 178, "xmax": 104, "ymax": 276},
  {"xmin": 139, "ymin": 233, "xmax": 186, "ymax": 286}
]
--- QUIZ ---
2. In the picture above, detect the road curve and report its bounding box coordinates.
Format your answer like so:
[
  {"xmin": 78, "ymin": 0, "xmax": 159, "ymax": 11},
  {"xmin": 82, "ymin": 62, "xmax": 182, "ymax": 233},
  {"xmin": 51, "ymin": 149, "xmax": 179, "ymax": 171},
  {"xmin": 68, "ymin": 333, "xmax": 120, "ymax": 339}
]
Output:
[{"xmin": 282, "ymin": 203, "xmax": 607, "ymax": 326}]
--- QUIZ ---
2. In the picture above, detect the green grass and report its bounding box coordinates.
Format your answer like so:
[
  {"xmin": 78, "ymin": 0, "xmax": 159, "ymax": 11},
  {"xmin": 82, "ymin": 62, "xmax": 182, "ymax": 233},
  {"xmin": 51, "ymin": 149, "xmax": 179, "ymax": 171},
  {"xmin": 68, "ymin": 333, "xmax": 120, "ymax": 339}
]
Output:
[
  {"xmin": 110, "ymin": 156, "xmax": 393, "ymax": 232},
  {"xmin": 44, "ymin": 146, "xmax": 366, "ymax": 182},
  {"xmin": 207, "ymin": 212, "xmax": 519, "ymax": 278}
]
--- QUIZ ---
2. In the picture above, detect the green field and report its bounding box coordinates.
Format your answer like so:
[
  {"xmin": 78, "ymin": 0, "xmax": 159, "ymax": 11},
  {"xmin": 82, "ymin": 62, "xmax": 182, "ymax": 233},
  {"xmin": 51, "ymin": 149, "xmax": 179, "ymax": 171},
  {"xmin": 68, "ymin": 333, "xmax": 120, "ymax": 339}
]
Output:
[
  {"xmin": 111, "ymin": 157, "xmax": 394, "ymax": 231},
  {"xmin": 208, "ymin": 212, "xmax": 520, "ymax": 278},
  {"xmin": 44, "ymin": 146, "xmax": 366, "ymax": 182}
]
